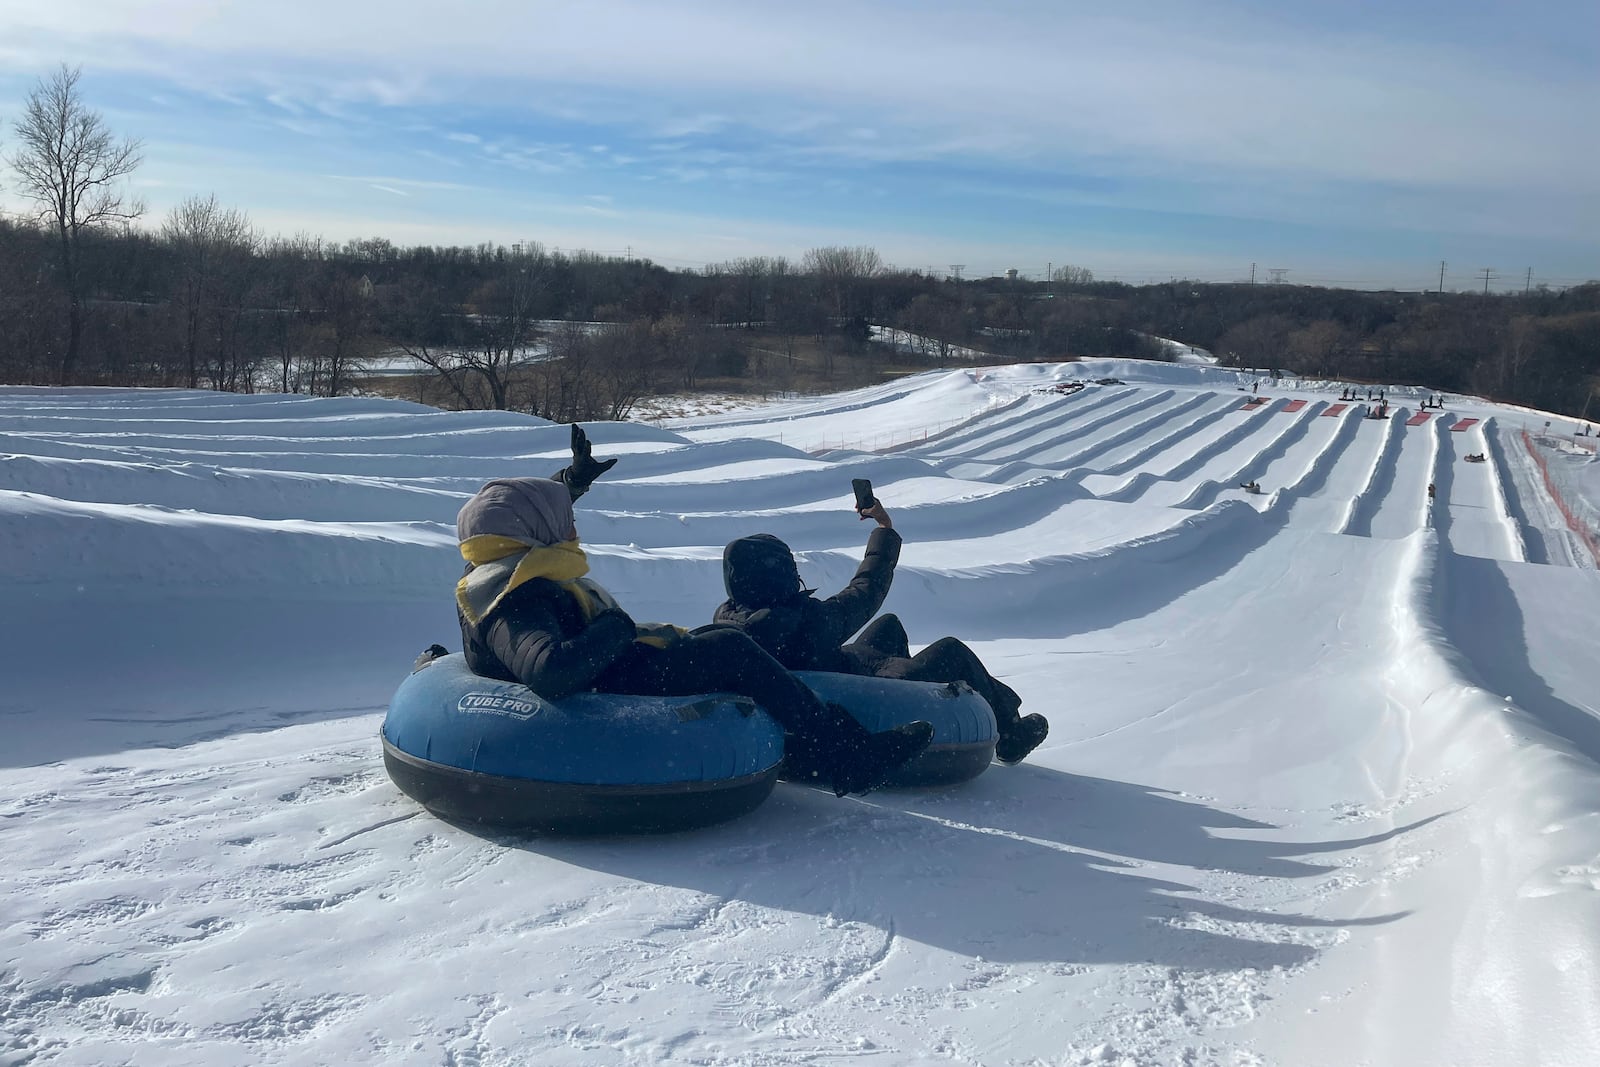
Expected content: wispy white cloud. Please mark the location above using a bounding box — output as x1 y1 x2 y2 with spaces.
411 148 464 169
264 91 304 115
3 0 1593 283
479 138 586 175
14 3 1595 196
327 174 482 193
654 113 729 138
272 117 341 138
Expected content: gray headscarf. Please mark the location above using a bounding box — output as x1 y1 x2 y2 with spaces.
457 477 578 548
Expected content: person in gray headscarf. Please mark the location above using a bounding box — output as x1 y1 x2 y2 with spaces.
452 425 932 798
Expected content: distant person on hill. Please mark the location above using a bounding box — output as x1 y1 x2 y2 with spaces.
1240 480 1262 494
713 495 1049 765
451 426 931 797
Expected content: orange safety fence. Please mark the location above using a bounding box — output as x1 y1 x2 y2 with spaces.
1522 429 1600 566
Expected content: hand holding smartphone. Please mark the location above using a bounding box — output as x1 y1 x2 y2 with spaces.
852 478 877 513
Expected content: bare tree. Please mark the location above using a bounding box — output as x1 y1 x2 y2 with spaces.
803 245 882 323
260 234 323 393
1051 264 1095 287
708 255 792 328
316 270 377 397
162 194 256 388
654 314 699 389
1470 315 1539 400
1215 314 1296 370
396 244 549 409
1286 319 1350 377
8 65 144 384
900 293 966 364
589 323 659 420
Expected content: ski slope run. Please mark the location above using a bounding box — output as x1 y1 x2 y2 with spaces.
3 360 1599 1067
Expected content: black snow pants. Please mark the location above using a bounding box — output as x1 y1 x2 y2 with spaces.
844 614 1023 729
594 626 859 743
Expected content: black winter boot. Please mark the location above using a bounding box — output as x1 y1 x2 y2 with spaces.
995 713 1049 765
829 719 934 797
779 703 867 785
781 705 934 797
412 643 451 673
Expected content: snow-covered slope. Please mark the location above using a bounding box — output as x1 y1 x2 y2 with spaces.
3 361 1598 1066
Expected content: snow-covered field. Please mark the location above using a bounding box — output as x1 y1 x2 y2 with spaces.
3 359 1599 1066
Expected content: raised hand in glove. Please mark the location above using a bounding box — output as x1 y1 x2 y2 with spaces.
555 424 618 501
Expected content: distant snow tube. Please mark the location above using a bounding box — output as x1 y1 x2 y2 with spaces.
795 671 997 787
381 653 784 834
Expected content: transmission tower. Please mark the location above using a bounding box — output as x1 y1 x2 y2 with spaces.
949 264 965 282
1268 268 1289 284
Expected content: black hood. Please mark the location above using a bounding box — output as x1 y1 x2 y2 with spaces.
722 533 806 608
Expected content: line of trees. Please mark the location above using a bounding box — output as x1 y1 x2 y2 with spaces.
2 65 1597 420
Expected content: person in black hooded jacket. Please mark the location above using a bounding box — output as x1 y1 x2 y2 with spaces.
713 499 1049 765
450 426 932 797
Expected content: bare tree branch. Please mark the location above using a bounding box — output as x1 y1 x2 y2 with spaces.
7 64 144 383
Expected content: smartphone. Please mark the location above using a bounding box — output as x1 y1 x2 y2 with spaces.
852 478 877 512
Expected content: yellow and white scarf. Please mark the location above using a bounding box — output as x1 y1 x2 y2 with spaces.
456 535 686 648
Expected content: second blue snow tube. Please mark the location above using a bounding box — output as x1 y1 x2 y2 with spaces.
794 671 998 787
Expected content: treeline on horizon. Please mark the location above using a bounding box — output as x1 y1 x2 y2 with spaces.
2 66 1597 422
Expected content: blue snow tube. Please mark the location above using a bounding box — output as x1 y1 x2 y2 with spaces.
794 671 997 787
381 653 784 834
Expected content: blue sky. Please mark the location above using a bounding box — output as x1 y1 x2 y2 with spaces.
0 0 1594 291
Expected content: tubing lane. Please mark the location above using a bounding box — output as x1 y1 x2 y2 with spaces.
1340 407 1406 537
1462 419 1528 564
1481 419 1537 564
1174 400 1327 510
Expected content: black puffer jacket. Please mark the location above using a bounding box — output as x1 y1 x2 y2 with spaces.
712 527 902 673
459 576 636 700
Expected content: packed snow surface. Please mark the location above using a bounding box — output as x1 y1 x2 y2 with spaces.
3 360 1599 1066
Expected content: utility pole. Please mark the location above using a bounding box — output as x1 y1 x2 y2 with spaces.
1438 260 1446 293
1525 267 1533 294
1480 267 1496 294
1250 262 1256 284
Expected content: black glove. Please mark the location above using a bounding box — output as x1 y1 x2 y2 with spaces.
556 424 618 501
